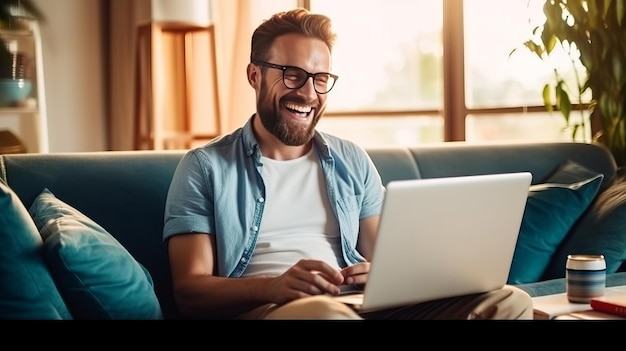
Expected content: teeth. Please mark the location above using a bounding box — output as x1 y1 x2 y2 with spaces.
286 103 311 113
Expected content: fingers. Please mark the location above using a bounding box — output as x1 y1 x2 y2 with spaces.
273 260 369 303
288 259 344 295
340 262 370 285
297 259 344 284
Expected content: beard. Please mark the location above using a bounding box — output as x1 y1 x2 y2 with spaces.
256 82 325 146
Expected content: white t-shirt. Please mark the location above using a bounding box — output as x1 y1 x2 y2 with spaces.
242 147 342 277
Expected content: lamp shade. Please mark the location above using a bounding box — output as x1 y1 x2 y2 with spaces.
151 0 211 26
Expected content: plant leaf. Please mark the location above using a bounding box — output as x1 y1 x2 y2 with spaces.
555 82 572 123
542 84 553 112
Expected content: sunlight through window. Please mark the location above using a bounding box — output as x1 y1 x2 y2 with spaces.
306 0 589 147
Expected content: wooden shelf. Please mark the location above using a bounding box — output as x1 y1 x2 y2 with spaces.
134 22 220 150
0 20 48 153
0 106 38 114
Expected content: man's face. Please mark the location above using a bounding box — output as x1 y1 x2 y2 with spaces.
255 34 332 146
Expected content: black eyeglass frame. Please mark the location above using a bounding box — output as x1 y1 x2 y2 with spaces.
253 61 339 94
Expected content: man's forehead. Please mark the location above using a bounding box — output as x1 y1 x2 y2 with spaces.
268 34 332 68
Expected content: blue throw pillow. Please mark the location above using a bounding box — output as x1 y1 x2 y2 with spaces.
542 175 626 279
542 159 603 185
29 188 163 320
0 180 71 319
507 170 603 285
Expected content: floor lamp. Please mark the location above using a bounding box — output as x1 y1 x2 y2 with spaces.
134 0 221 150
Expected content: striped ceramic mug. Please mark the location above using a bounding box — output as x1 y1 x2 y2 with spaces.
566 254 606 303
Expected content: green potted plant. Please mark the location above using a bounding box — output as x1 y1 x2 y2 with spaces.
520 0 626 167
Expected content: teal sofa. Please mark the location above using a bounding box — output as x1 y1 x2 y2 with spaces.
2 141 626 319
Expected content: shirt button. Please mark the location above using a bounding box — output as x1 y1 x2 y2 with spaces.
252 226 258 231
258 197 264 203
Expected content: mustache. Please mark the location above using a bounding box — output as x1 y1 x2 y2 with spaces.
281 96 319 109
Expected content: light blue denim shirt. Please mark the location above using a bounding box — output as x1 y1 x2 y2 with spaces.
163 116 385 278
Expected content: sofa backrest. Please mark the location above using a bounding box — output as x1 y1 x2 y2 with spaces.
0 142 618 319
368 141 617 188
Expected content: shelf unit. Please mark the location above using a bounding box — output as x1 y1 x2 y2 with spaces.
134 22 220 150
0 19 48 153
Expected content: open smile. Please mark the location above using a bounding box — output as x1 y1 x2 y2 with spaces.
285 102 314 120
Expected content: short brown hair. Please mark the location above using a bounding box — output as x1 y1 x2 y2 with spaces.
250 8 336 63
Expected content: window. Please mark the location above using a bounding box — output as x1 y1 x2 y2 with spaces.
305 0 591 147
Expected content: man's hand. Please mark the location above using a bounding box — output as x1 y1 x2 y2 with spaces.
340 261 370 286
265 259 345 304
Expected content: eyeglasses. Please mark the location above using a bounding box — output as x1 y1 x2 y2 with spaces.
253 61 338 94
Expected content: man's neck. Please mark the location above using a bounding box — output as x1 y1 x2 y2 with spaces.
252 114 313 160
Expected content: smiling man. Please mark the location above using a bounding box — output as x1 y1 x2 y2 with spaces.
162 8 533 320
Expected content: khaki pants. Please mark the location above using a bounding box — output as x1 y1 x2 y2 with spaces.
237 285 533 320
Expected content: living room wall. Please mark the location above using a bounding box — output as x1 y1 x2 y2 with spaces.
32 0 106 152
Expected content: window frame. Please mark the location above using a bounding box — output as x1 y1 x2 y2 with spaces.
302 0 587 142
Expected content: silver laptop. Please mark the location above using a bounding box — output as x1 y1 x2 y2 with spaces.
334 172 532 312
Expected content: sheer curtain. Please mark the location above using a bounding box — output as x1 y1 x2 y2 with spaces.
213 0 301 134
211 0 255 135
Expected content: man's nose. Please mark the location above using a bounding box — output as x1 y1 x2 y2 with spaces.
298 76 318 96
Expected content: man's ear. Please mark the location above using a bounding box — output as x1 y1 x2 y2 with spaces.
247 63 260 89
